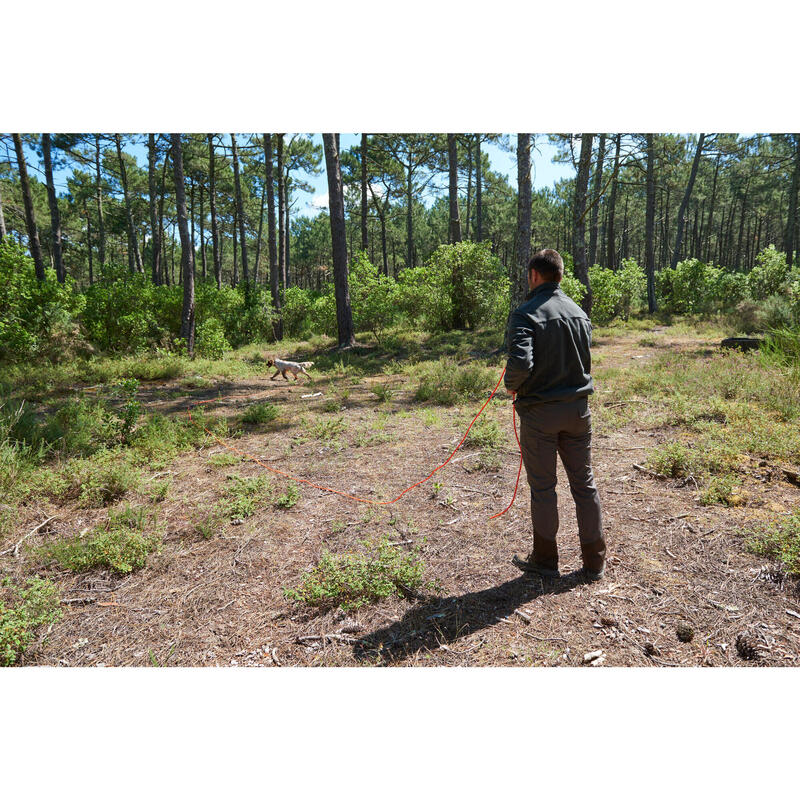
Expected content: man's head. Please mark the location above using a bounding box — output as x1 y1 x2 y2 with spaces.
528 249 564 290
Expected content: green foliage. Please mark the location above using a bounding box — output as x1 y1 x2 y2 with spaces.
748 245 790 301
195 318 231 359
413 359 496 405
241 402 279 425
0 241 86 363
309 416 347 440
348 251 400 344
283 536 426 611
219 474 272 519
0 577 62 667
74 451 142 507
746 510 800 575
646 441 697 477
274 481 300 509
465 417 503 451
38 506 160 574
282 286 316 338
656 258 721 314
588 259 646 324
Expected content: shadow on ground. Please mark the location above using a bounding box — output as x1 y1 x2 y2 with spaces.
353 571 586 664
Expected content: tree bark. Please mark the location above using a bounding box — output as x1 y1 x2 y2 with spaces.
447 133 462 244
705 153 720 262
360 133 369 252
784 134 800 269
254 172 266 285
406 168 414 268
158 150 169 286
322 134 356 348
199 183 206 280
476 137 483 242
277 134 286 290
264 134 282 338
171 134 195 355
645 134 657 311
588 133 606 268
670 133 706 270
606 135 621 269
465 136 473 240
573 133 594 315
207 134 221 289
148 134 162 284
115 134 143 273
512 134 532 311
94 134 106 269
230 133 249 286
12 134 45 280
0 183 6 241
42 134 65 282
84 196 93 285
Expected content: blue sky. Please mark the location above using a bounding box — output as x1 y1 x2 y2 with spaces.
25 134 574 214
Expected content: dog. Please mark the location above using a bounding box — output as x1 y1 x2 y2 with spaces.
266 357 314 382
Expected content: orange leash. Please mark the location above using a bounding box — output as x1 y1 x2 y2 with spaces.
187 368 523 519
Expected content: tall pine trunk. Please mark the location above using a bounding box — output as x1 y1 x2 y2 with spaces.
207 134 221 289
588 133 605 268
476 137 483 242
199 184 206 280
513 134 532 310
360 133 369 252
148 134 162 284
12 134 45 280
0 184 7 241
277 134 286 290
606 134 621 269
95 134 106 269
322 134 356 349
705 154 720 262
42 134 65 282
264 134 282 338
645 134 657 311
406 168 414 268
230 133 249 285
115 134 143 273
573 133 594 315
784 135 800 269
171 134 195 355
671 133 706 270
447 134 462 244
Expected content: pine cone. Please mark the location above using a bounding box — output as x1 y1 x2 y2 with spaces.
676 622 694 643
735 633 759 661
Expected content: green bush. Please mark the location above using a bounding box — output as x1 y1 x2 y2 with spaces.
746 510 800 575
656 258 721 314
748 245 790 301
0 240 86 363
348 251 400 343
413 359 496 405
241 402 279 425
282 286 316 338
195 318 231 359
38 506 159 574
0 577 62 666
283 536 426 611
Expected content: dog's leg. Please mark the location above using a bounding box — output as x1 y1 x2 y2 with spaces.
270 370 280 381
282 370 289 381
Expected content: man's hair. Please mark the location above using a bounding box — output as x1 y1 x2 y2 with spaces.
528 249 564 282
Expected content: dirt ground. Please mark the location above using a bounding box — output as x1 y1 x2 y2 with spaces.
7 326 800 667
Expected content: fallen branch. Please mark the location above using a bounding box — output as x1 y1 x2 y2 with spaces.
0 515 58 558
633 463 668 480
296 633 360 646
386 539 413 547
523 632 567 643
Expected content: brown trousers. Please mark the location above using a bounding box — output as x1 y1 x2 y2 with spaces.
517 396 606 572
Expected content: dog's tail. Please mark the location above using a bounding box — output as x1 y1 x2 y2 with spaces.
300 362 314 369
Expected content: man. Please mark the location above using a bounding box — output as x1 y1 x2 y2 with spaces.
504 249 606 581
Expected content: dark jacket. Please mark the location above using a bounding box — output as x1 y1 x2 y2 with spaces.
504 281 593 407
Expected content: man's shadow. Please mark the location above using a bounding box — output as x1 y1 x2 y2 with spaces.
353 571 583 664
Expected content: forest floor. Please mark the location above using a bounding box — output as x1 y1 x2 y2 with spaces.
3 319 800 667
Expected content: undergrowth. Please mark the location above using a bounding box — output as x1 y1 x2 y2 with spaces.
0 577 62 666
746 510 800 576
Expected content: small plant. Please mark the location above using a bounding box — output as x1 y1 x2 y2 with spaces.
283 536 427 611
208 452 242 467
76 451 142 507
646 442 696 478
371 383 394 403
38 506 160 574
431 481 443 497
219 473 272 520
465 418 503 451
1 577 62 666
147 477 171 503
241 402 279 425
321 399 341 413
330 520 346 534
745 510 800 576
699 473 743 506
194 511 224 540
414 359 496 406
111 378 142 445
310 417 347 441
274 481 300 509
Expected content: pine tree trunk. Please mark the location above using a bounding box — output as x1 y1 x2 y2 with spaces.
322 134 356 348
447 134 462 244
360 133 369 252
784 135 800 269
230 133 249 285
573 133 594 315
171 134 195 355
512 134 532 311
207 134 221 289
277 134 286 290
406 168 414 268
42 134 65 282
199 184 206 280
263 134 281 337
148 134 162 284
84 197 93 285
671 133 705 270
158 152 169 286
95 134 106 270
465 136 473 240
588 133 606 268
115 134 143 273
12 134 45 280
645 134 657 311
476 137 483 242
0 183 7 241
705 154 720 262
254 174 266 285
284 179 291 287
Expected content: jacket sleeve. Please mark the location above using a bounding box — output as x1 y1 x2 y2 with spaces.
504 310 534 393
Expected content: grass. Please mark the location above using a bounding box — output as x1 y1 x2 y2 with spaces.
241 402 279 425
746 510 800 576
283 535 428 611
0 577 62 666
274 481 300 509
412 359 499 406
38 506 160 574
208 452 242 467
308 417 347 441
219 474 273 520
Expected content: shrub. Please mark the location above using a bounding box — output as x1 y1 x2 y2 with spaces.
656 258 721 314
646 441 696 477
587 260 647 324
219 474 272 519
38 506 160 574
0 577 62 666
760 294 795 331
465 417 504 451
348 251 400 344
74 451 142 507
274 481 300 509
748 245 790 301
0 241 86 363
195 318 231 359
283 536 427 610
241 402 279 425
282 286 316 339
414 359 496 405
745 510 800 576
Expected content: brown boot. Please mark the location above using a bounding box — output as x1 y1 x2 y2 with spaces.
580 536 607 578
512 533 559 577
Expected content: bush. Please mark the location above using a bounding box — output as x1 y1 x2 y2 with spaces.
656 258 721 314
348 251 399 344
283 536 426 610
0 240 86 363
282 286 316 338
746 510 800 576
241 402 279 425
0 577 62 666
413 359 497 405
748 245 790 301
195 318 231 359
38 506 159 574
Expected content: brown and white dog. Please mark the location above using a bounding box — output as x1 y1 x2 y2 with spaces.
266 357 314 381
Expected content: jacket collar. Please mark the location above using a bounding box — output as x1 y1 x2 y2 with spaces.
526 281 561 300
